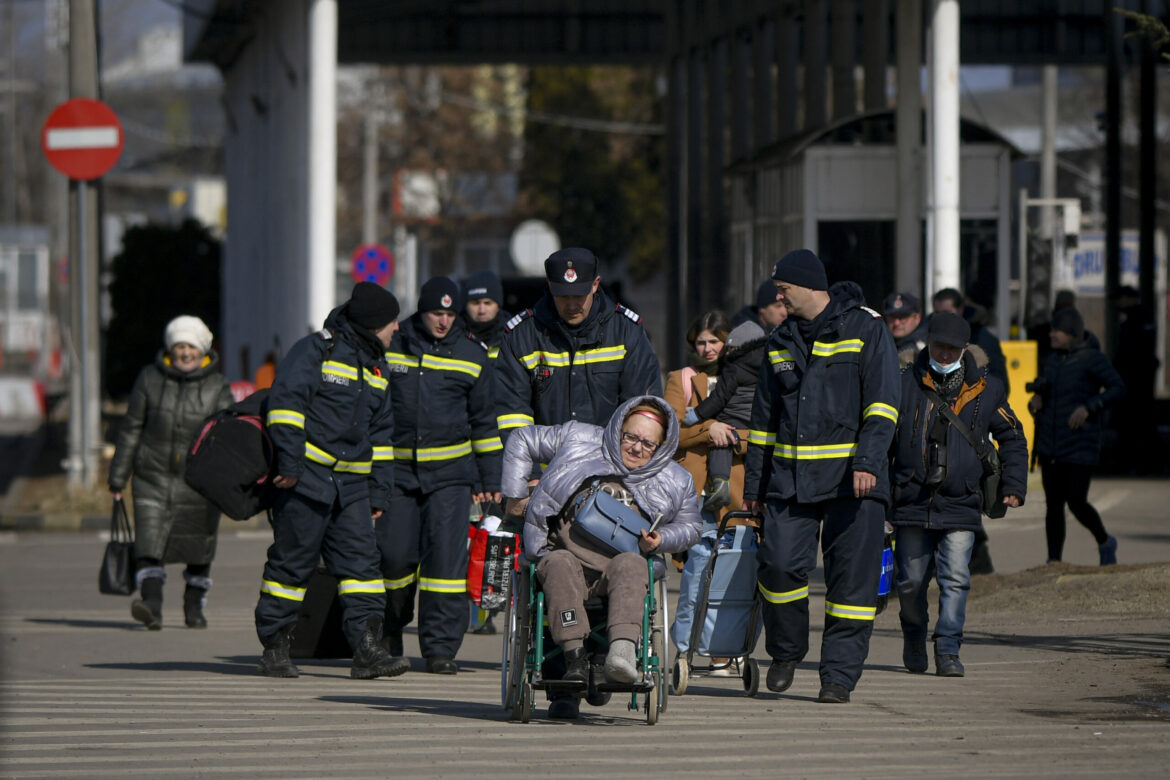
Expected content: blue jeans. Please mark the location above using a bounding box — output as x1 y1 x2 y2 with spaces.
894 527 974 657
671 511 718 653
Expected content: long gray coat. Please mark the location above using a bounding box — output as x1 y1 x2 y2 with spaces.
108 350 233 564
502 395 702 576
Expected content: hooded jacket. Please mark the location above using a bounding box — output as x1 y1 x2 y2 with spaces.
384 313 501 494
744 281 901 505
501 395 702 576
890 345 1029 530
495 287 662 440
109 349 233 563
265 305 396 511
1032 339 1126 465
692 320 767 428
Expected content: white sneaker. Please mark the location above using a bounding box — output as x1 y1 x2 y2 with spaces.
604 639 639 684
707 657 740 677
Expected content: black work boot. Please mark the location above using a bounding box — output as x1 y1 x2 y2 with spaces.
766 659 797 692
258 626 299 678
562 647 590 684
183 585 208 629
352 617 410 680
131 577 164 631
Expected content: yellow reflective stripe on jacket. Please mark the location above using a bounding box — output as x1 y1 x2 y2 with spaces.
304 442 372 474
418 576 467 594
748 429 777 446
384 572 417 591
773 442 859 460
520 350 571 370
363 368 388 391
825 601 877 621
758 583 809 604
811 339 864 357
421 353 482 379
393 441 474 462
321 360 359 381
384 351 420 370
337 579 384 596
573 345 627 365
487 346 500 359
864 402 899 424
266 409 305 428
372 445 395 461
471 436 504 454
498 413 534 430
260 580 307 602
768 349 794 366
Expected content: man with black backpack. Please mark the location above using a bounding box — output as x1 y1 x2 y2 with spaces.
888 312 1028 678
254 282 407 680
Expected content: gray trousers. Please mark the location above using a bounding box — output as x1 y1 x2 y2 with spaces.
536 550 647 650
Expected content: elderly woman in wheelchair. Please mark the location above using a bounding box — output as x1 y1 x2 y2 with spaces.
503 395 701 719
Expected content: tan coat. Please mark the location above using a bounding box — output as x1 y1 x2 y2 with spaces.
663 368 747 522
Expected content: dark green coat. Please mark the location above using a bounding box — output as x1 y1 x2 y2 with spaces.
108 350 233 564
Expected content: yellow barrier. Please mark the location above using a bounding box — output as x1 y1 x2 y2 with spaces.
1003 340 1038 452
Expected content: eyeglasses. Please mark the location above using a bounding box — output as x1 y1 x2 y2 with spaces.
621 431 661 453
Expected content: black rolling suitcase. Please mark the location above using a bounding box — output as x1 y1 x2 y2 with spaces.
290 567 352 659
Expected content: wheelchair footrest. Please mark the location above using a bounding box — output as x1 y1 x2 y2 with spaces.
594 681 654 693
534 679 588 692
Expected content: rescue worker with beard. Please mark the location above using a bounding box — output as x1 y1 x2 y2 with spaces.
743 249 900 704
377 276 502 674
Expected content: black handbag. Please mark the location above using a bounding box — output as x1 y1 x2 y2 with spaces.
98 498 138 595
922 388 1007 519
568 479 653 557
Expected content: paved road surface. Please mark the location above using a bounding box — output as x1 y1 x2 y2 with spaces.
1 476 1169 778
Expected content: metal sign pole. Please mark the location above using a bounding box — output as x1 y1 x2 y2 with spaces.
77 178 89 486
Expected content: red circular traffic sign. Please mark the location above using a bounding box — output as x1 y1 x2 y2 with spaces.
41 98 124 181
350 243 395 285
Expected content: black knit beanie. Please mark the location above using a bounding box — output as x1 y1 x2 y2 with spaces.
771 248 828 291
348 282 400 330
418 276 461 314
1052 307 1085 340
463 269 503 305
755 279 779 310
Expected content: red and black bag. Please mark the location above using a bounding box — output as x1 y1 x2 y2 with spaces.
467 521 520 611
184 389 277 520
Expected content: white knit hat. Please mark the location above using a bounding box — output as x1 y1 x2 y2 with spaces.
164 315 213 354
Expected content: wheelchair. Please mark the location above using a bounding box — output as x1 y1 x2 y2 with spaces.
501 557 670 725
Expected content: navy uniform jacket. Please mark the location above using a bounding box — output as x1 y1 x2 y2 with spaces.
744 283 901 506
890 346 1029 530
265 308 395 511
495 287 662 437
384 314 502 494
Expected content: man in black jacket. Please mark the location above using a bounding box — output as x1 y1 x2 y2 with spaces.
378 276 502 675
256 282 408 680
890 313 1028 678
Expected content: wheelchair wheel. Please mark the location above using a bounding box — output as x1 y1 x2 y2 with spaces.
519 681 533 724
500 577 518 709
507 571 532 721
671 656 689 696
645 588 666 725
743 657 760 697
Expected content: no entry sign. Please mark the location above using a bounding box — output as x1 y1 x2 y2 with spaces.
351 243 395 285
41 98 124 181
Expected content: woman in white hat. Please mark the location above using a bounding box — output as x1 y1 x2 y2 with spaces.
108 315 233 630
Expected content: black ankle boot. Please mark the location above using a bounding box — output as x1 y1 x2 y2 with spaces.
563 647 589 684
183 586 208 629
131 577 164 630
259 625 299 678
352 617 410 680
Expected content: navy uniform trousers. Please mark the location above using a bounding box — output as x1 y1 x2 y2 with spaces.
758 496 884 691
376 484 471 660
254 490 386 650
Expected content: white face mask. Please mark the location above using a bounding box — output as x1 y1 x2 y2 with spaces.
929 356 963 375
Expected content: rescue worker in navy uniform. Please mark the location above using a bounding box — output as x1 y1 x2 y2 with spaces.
460 269 512 361
495 247 662 719
377 276 502 674
743 249 900 704
255 282 407 680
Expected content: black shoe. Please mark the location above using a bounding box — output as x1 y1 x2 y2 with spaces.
351 618 411 679
935 654 965 677
182 585 208 629
258 627 299 678
425 656 458 675
563 647 589 684
547 698 580 719
380 631 403 658
701 478 732 512
131 577 164 630
903 639 928 674
472 617 498 635
817 682 851 703
766 659 797 693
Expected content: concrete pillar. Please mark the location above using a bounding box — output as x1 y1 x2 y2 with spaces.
831 0 856 120
863 0 890 111
895 0 922 294
804 0 828 129
1040 65 1057 239
308 0 338 328
929 0 960 295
